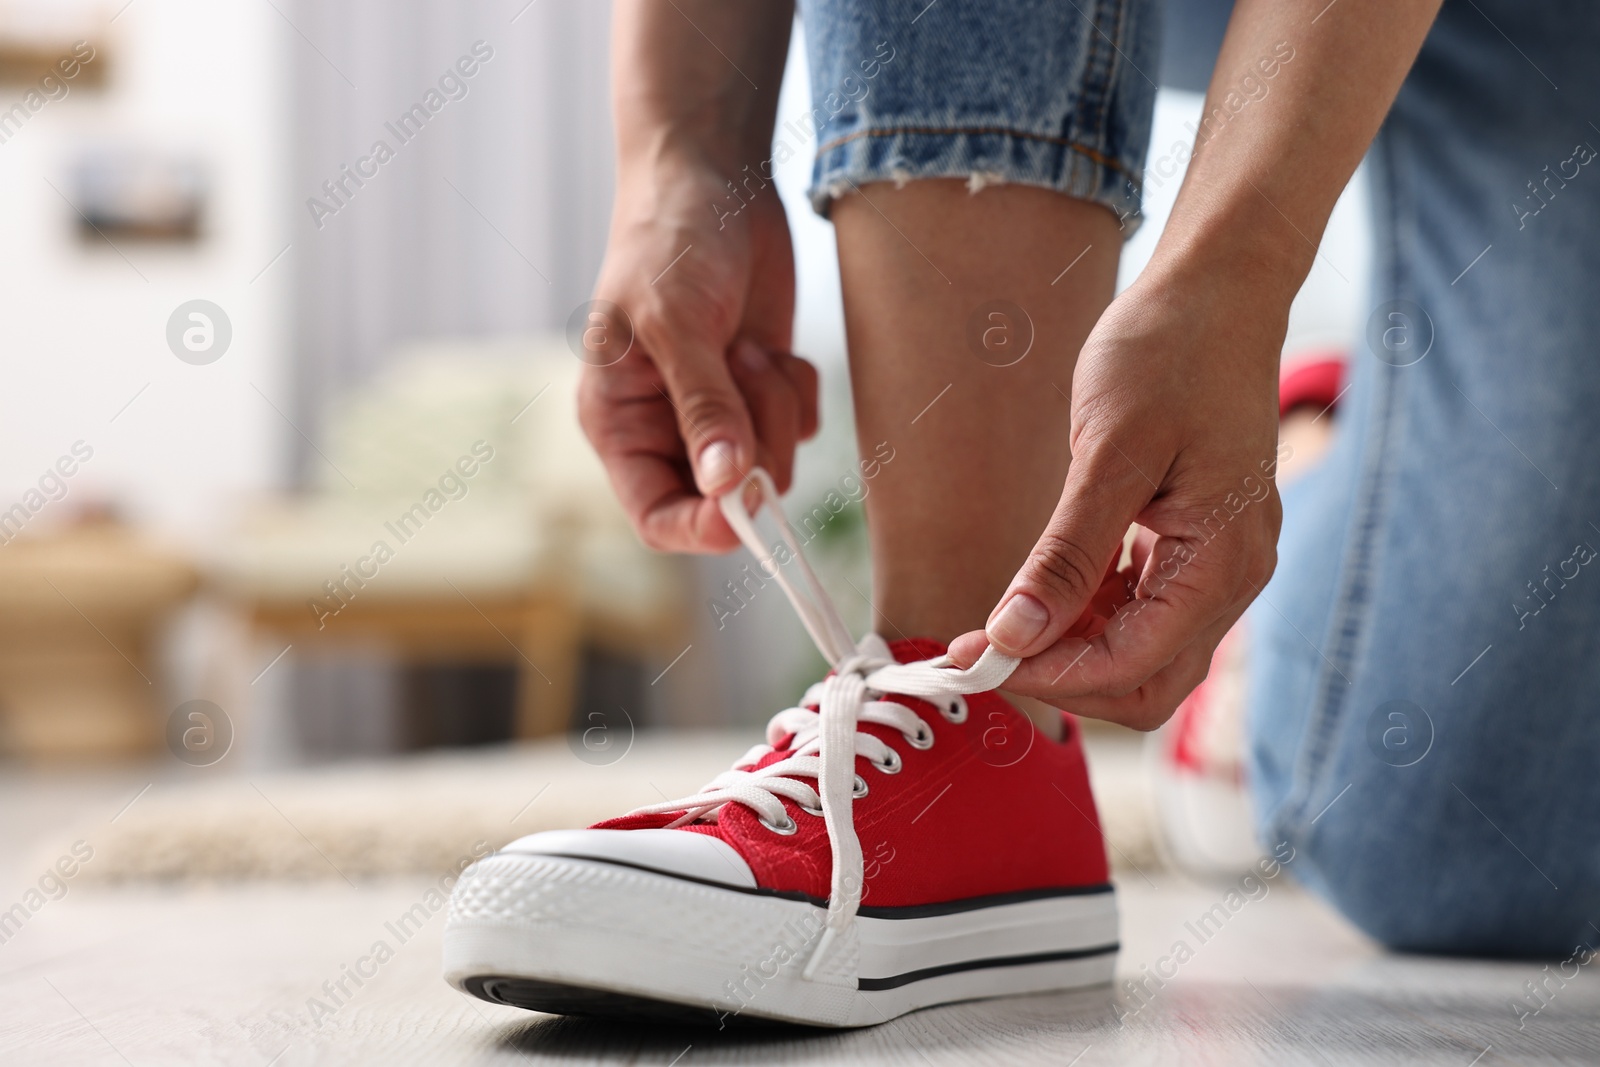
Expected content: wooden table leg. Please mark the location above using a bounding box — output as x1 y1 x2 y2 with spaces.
514 596 580 739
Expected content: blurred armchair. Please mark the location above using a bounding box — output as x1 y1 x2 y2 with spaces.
212 336 687 743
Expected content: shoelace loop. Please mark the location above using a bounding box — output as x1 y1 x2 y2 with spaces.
624 468 1019 983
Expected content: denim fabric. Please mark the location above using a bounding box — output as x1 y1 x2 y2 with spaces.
805 0 1600 956
800 0 1159 233
1238 0 1600 955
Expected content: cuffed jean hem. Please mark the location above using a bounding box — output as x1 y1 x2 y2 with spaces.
799 0 1158 237
809 125 1145 237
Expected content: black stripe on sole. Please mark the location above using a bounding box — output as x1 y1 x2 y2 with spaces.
465 975 758 1027
531 850 1114 918
463 944 1118 1028
857 942 1120 991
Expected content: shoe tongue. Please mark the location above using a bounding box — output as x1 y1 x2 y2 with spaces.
854 632 949 665
885 636 951 664
855 632 894 662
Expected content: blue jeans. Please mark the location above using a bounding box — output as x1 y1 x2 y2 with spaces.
801 0 1158 231
1237 0 1600 956
805 0 1600 955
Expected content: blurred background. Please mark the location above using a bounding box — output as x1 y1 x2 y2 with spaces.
0 0 1367 775
26 10 1589 1064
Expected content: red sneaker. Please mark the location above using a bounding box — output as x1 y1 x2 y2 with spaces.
444 472 1118 1027
1150 624 1263 875
1150 350 1347 877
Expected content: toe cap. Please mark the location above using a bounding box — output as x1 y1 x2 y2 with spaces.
498 828 756 889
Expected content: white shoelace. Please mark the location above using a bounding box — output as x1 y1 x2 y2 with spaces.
623 468 1019 982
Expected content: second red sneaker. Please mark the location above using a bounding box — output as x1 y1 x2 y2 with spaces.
444 471 1118 1027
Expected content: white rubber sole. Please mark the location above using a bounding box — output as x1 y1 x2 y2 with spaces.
443 852 1118 1028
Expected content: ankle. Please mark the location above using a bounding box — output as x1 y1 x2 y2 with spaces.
872 593 998 649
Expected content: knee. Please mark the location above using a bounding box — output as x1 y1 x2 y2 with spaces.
1287 805 1586 957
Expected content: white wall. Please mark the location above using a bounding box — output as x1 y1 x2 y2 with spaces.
0 0 291 546
283 0 615 477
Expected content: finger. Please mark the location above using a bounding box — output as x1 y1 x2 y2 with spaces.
1066 552 1138 638
578 362 740 554
600 438 741 554
647 324 759 498
999 521 1270 703
728 339 803 492
636 484 743 553
1050 599 1248 731
985 439 1156 657
772 351 820 441
949 552 1135 667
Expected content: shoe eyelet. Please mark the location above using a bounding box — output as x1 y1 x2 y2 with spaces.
905 723 935 750
760 812 798 835
942 696 969 724
853 774 869 798
798 801 824 818
873 749 903 775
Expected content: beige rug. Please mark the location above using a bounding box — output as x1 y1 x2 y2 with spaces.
68 731 1161 883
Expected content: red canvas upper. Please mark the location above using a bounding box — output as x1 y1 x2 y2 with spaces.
594 638 1110 907
1279 352 1346 418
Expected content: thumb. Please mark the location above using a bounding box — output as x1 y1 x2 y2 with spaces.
655 337 760 498
986 445 1149 657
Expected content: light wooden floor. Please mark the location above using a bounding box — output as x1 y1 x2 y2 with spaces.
2 773 1595 1064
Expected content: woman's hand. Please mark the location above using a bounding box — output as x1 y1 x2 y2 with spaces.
580 0 806 553
951 260 1285 729
579 159 816 553
950 0 1442 729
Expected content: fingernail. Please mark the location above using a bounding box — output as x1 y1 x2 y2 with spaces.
697 440 738 493
736 339 768 374
988 593 1049 653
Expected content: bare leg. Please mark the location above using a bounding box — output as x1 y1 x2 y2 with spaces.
833 180 1122 645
